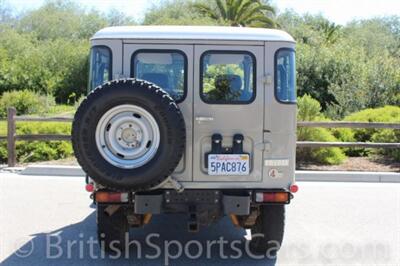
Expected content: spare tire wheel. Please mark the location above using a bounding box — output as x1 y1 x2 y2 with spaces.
72 79 186 191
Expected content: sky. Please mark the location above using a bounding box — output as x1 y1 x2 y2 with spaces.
5 0 400 25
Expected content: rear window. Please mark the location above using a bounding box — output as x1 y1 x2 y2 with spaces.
275 49 296 103
200 51 256 104
88 46 112 91
132 50 187 102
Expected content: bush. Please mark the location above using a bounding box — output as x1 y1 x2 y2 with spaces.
279 13 400 118
0 142 6 162
0 19 90 103
0 90 55 117
297 95 346 165
335 105 400 160
0 121 73 163
297 93 325 121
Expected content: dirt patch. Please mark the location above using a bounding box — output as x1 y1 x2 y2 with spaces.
297 156 400 172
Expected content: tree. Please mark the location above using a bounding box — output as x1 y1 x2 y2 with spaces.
106 8 136 26
143 0 220 26
193 0 276 27
315 21 341 44
17 0 107 40
345 17 400 57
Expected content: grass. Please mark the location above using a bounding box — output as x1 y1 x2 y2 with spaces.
0 104 75 137
0 121 6 136
40 104 75 117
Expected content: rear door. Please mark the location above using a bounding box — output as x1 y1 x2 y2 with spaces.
193 45 264 182
123 44 193 182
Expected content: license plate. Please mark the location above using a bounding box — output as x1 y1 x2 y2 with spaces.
208 154 250 176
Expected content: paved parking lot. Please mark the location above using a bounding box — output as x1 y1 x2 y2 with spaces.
0 172 399 265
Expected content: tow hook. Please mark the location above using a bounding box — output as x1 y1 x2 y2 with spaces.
149 176 184 193
104 205 120 216
168 176 184 193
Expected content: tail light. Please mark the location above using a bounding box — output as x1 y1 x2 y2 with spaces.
255 192 290 203
85 183 94 192
95 191 129 203
290 184 299 193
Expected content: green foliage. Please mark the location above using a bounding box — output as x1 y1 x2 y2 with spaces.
143 0 220 26
106 8 137 26
344 105 400 137
297 95 346 165
203 63 243 93
0 0 398 164
17 0 107 40
0 0 135 103
0 26 90 102
344 18 400 57
193 0 276 27
278 12 400 118
0 121 73 163
297 93 324 121
0 90 55 117
0 121 5 136
335 106 400 160
1 1 398 114
45 104 75 116
0 142 6 161
298 127 347 165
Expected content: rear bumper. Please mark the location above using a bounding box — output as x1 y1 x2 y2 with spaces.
95 189 293 216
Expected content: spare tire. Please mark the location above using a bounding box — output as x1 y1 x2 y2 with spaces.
72 79 186 191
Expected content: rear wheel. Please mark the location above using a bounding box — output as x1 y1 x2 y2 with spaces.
249 205 285 257
97 205 129 252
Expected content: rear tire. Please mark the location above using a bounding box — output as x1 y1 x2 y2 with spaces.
249 205 285 257
72 79 186 191
97 205 129 252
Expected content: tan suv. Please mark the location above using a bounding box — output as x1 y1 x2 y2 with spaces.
72 25 297 256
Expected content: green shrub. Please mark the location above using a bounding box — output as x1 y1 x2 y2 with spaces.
0 121 73 163
0 142 6 162
297 93 325 121
331 127 364 156
298 127 347 165
297 94 346 165
0 90 55 117
335 105 400 160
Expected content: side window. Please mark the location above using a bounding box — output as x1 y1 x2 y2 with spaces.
275 49 296 103
132 50 187 102
200 51 256 104
89 46 112 91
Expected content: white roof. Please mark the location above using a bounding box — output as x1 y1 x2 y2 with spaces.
92 26 295 42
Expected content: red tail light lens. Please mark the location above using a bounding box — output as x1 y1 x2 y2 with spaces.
255 192 290 203
85 184 94 192
95 192 129 203
290 184 299 193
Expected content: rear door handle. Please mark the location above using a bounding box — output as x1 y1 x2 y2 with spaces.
195 116 214 123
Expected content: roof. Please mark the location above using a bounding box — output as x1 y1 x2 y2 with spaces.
92 26 295 42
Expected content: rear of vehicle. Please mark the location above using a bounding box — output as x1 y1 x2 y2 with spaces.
73 26 297 255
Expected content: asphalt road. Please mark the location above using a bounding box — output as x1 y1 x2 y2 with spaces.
0 172 399 265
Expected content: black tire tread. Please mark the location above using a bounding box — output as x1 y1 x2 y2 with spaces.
72 78 186 191
97 205 129 252
250 205 285 256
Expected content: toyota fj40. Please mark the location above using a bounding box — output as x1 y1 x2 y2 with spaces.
72 26 297 256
